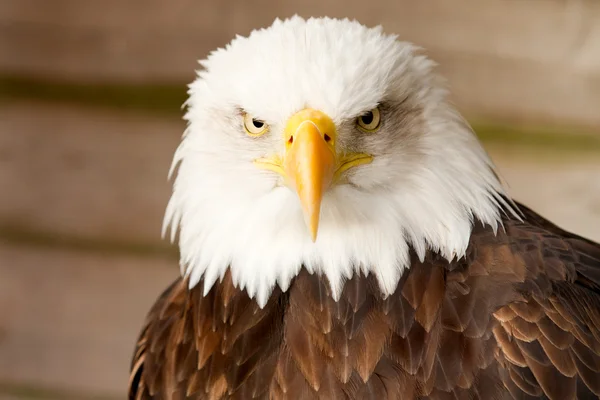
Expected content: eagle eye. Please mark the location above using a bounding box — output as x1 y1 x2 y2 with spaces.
356 107 381 132
243 113 269 136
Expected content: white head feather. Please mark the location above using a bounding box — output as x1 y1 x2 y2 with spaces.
163 16 513 307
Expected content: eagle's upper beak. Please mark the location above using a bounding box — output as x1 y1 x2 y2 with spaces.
255 109 372 242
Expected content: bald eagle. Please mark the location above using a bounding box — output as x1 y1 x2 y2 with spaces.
128 17 600 399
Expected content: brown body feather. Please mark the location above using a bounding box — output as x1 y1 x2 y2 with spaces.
129 202 600 399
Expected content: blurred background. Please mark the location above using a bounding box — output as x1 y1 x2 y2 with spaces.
1 0 600 399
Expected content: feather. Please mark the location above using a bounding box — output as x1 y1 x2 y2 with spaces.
508 364 543 397
355 312 389 382
537 335 576 377
493 324 527 367
388 323 426 375
572 351 600 395
414 266 445 332
433 330 464 391
526 354 577 400
537 315 574 349
284 316 324 391
571 338 600 372
509 301 544 323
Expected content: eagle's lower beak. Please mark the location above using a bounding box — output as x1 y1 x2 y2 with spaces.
283 109 336 242
254 108 372 242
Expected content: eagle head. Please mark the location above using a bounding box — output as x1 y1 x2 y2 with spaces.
163 16 511 306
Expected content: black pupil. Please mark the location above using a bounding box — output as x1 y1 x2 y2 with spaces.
253 119 264 128
361 112 374 125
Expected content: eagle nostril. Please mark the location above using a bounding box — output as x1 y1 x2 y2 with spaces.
323 133 331 143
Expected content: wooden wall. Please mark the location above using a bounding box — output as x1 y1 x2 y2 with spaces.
2 0 600 127
1 1 600 399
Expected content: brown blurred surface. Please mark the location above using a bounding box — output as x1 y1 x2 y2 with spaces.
0 244 177 399
1 1 600 399
0 101 180 248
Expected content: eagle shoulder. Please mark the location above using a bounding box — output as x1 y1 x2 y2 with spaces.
485 202 600 399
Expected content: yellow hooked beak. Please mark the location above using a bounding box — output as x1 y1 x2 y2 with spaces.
254 109 372 242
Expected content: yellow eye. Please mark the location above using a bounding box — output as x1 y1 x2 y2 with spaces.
356 107 381 132
243 113 269 136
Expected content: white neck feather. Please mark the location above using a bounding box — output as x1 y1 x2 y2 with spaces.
163 106 514 307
